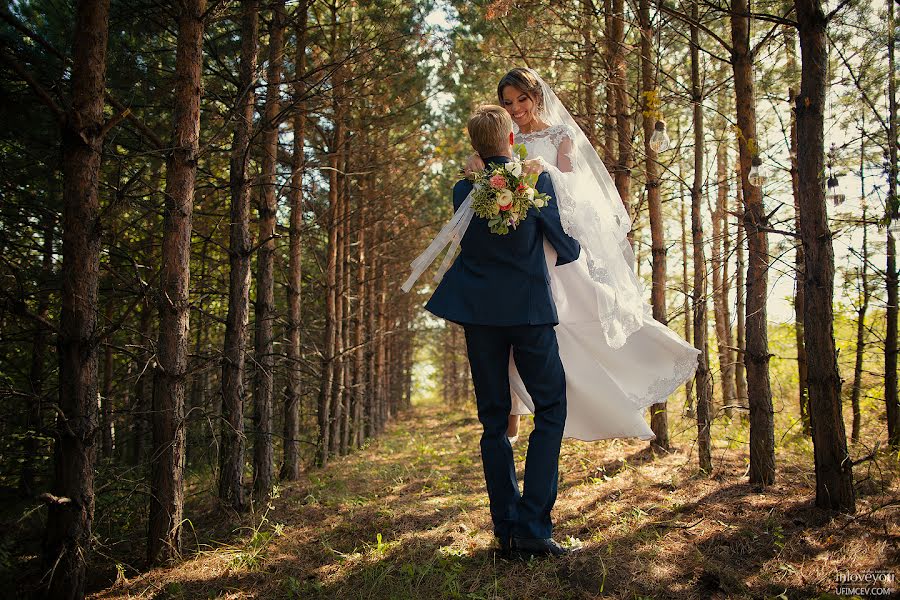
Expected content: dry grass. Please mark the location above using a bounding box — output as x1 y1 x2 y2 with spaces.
86 394 899 600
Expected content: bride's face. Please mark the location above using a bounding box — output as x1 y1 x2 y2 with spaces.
501 86 536 129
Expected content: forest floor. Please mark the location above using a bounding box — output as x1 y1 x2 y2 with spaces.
85 395 899 600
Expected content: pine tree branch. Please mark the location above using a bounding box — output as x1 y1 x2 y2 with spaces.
0 47 65 123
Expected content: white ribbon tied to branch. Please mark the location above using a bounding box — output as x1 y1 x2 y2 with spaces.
400 191 475 293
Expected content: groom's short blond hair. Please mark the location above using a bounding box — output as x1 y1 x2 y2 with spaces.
467 105 513 158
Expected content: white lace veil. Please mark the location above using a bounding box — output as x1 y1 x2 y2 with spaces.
524 68 647 348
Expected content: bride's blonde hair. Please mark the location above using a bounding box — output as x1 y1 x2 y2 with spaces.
497 68 544 113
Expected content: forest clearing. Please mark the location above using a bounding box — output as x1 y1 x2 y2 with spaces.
1 0 898 598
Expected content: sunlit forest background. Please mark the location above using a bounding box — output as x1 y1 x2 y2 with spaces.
0 0 897 598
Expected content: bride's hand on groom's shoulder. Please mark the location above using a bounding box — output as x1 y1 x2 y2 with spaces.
464 153 484 176
524 158 547 175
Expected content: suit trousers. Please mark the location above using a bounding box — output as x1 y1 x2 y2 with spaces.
462 323 567 540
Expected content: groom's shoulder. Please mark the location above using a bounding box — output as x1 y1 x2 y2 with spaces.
453 178 473 195
452 178 473 209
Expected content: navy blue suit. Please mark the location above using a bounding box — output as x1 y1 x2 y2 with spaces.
426 155 580 541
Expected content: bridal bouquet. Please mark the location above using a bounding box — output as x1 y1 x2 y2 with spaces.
468 144 550 235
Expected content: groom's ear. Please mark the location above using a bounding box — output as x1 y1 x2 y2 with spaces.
509 131 514 146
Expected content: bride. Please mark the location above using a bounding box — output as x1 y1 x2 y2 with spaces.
466 68 699 443
403 67 700 443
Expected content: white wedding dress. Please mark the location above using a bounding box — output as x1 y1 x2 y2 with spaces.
508 124 701 441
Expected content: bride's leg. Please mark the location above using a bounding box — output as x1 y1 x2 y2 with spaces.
506 414 520 438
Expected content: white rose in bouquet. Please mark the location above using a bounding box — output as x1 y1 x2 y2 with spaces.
504 161 523 177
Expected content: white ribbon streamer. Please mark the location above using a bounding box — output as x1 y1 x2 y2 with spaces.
400 191 475 293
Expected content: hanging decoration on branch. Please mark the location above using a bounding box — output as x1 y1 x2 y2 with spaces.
642 89 671 153
748 155 766 188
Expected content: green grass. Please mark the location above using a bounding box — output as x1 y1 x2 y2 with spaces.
83 386 899 600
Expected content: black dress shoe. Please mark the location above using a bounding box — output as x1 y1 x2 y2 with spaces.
510 536 572 558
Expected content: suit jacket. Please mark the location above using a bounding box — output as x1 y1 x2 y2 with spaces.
425 155 581 327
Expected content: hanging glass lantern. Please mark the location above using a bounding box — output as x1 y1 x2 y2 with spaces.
649 120 671 153
748 155 766 187
826 175 845 206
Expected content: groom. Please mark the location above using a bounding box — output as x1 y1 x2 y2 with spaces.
426 105 581 558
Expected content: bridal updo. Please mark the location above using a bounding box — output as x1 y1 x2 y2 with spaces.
497 68 544 114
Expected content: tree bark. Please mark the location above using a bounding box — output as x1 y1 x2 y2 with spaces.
734 179 749 409
282 1 308 481
219 0 258 511
731 0 775 486
690 0 713 474
316 114 342 467
602 0 616 166
148 0 205 565
42 0 110 596
850 191 868 444
680 176 695 416
580 0 597 146
253 0 284 498
713 141 737 416
784 23 811 434
610 0 633 234
795 0 855 512
886 0 900 449
639 0 669 450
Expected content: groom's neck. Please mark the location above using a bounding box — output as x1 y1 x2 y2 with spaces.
482 149 512 161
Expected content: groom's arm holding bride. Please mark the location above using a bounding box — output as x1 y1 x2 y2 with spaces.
532 171 580 267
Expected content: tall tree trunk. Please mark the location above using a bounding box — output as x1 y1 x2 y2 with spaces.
148 0 205 564
713 142 737 416
316 118 342 467
795 0 855 512
731 0 775 486
282 1 308 481
734 180 749 409
610 0 633 234
784 23 811 434
690 0 713 474
639 0 669 450
365 212 378 438
886 0 900 449
680 176 695 416
220 0 258 510
581 0 597 146
328 128 345 457
253 0 284 498
353 181 367 449
338 146 351 456
603 0 616 166
850 192 868 444
43 0 110 596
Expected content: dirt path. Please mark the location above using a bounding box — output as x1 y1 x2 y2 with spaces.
90 397 899 599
